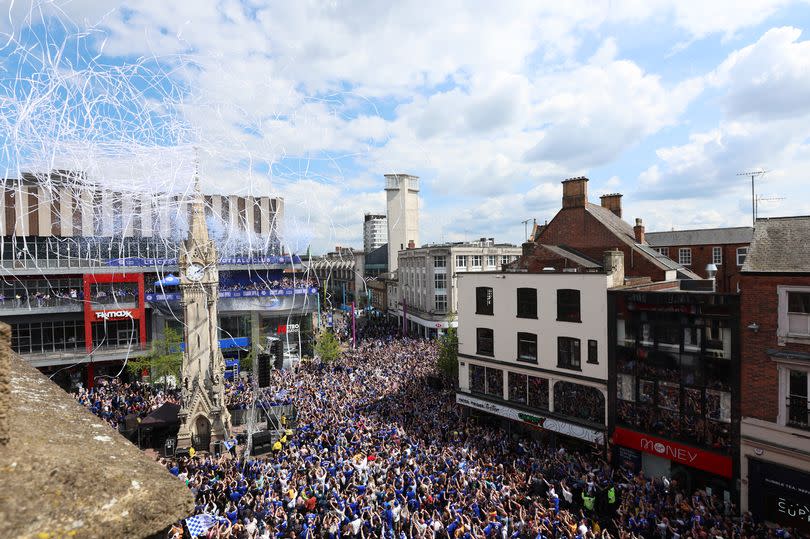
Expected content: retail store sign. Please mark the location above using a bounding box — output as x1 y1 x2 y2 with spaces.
456 393 603 444
94 310 135 321
613 427 732 478
277 324 300 334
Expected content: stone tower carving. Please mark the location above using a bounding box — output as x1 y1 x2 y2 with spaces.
176 172 230 452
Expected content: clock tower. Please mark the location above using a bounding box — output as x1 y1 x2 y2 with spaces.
176 172 230 452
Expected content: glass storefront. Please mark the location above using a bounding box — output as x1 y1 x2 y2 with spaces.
613 292 739 457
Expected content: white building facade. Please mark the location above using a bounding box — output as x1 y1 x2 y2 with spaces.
363 213 387 253
456 270 613 445
385 174 419 274
393 239 521 338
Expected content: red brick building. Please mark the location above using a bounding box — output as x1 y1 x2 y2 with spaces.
645 227 753 294
529 177 700 283
739 216 810 534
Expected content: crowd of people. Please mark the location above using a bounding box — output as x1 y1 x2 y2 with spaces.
0 283 139 308
153 335 789 539
73 377 180 430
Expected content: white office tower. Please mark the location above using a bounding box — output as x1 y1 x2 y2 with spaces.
363 213 387 253
385 174 419 273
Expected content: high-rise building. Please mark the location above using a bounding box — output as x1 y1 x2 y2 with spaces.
363 213 387 253
385 173 419 274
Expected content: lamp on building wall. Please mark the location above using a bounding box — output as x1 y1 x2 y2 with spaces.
747 322 760 333
706 263 718 279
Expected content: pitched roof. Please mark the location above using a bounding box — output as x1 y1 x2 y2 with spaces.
585 203 636 242
646 226 753 247
539 244 602 269
742 216 810 273
365 243 388 265
0 353 194 538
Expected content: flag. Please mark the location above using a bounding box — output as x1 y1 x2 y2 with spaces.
186 514 217 537
223 438 235 451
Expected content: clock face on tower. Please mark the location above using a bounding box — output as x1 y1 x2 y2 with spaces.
185 263 205 282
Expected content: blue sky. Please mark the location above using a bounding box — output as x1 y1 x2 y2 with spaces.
2 1 810 253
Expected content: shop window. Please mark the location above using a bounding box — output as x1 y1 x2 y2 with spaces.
516 287 537 319
508 372 527 404
485 367 503 398
556 289 581 322
528 376 549 410
469 364 485 394
553 381 604 424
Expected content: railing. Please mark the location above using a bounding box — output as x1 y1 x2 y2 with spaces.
787 396 809 430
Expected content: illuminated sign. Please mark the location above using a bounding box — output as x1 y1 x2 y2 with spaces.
94 310 135 321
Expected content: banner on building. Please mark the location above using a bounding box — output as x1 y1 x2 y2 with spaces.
456 393 604 444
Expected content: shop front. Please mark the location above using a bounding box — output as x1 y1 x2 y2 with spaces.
746 459 810 534
456 392 604 445
612 426 734 499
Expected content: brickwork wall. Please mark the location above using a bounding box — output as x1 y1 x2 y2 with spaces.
740 273 810 421
536 208 668 281
657 243 749 293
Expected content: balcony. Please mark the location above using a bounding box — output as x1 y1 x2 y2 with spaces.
787 396 809 430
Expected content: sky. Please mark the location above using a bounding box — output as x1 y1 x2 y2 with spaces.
1 1 810 254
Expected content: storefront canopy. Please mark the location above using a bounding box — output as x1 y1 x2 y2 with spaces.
139 403 181 428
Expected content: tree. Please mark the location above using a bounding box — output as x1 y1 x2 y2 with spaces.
127 326 184 386
437 327 459 381
314 330 342 363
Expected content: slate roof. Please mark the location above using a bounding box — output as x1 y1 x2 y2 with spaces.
646 226 753 247
539 244 603 269
0 352 194 538
365 243 388 266
742 216 810 273
585 203 636 242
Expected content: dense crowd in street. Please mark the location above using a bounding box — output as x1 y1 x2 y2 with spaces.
154 335 791 539
73 378 180 430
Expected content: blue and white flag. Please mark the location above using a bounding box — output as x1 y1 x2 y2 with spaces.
223 438 235 451
186 514 217 537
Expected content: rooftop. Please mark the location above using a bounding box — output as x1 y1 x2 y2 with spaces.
742 215 810 273
0 341 194 538
646 226 753 247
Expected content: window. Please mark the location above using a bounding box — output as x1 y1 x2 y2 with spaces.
470 364 485 393
556 289 581 322
487 255 497 268
737 247 748 266
456 255 467 268
788 291 810 336
678 248 692 266
471 255 482 268
433 256 446 268
712 246 722 265
587 339 598 364
476 286 494 315
516 288 537 319
557 337 581 370
517 332 538 363
787 370 809 430
500 255 509 266
528 376 549 410
508 372 528 404
654 247 669 257
476 328 494 356
434 273 447 290
553 381 604 424
779 287 810 339
485 368 503 398
434 294 447 312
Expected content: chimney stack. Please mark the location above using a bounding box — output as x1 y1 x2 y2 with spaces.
633 218 645 244
603 249 625 288
599 193 623 218
561 177 589 209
